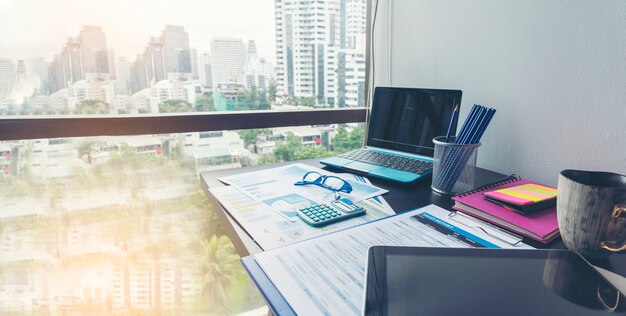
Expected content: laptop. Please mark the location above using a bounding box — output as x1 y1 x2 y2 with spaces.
320 87 462 183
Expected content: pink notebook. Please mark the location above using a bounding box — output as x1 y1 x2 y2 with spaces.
452 175 560 244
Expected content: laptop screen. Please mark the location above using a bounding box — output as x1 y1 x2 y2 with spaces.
367 87 462 157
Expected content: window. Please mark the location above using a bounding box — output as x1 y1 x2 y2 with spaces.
0 0 369 314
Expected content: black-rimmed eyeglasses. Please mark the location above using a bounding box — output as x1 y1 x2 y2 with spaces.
294 171 353 199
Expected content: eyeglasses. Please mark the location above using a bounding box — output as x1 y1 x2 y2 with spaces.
294 171 353 199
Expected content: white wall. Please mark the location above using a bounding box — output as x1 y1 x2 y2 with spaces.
375 0 626 186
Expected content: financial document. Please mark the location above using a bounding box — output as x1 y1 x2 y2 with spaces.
210 175 394 250
219 163 388 221
253 204 532 316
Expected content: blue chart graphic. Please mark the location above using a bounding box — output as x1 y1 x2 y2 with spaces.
263 193 315 218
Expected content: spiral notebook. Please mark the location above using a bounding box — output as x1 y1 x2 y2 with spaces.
451 175 560 244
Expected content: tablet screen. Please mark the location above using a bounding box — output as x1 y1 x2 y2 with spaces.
363 247 625 315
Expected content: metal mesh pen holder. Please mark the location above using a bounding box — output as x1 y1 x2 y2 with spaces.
431 136 481 195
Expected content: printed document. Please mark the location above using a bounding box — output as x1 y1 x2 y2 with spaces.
253 204 532 316
210 173 394 250
219 163 388 221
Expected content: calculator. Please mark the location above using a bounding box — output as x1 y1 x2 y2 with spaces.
297 198 366 227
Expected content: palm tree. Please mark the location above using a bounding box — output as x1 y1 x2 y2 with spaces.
199 235 241 313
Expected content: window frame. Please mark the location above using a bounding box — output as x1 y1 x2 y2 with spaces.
0 108 367 141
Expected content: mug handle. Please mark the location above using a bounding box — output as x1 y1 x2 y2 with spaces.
599 205 626 253
597 287 620 312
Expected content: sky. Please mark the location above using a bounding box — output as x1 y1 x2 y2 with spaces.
0 0 276 63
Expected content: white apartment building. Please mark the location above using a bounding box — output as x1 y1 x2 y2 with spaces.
131 88 153 114
342 49 366 107
210 38 247 90
151 79 200 109
67 79 116 110
242 41 274 91
344 0 367 49
28 138 82 179
0 59 16 107
46 89 69 112
275 0 367 107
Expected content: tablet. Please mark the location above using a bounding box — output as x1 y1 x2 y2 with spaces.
363 247 625 315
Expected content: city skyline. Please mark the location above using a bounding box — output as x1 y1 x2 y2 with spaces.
0 0 276 63
0 0 367 112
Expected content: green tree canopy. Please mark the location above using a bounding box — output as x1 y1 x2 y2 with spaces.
237 129 270 147
200 235 241 313
74 99 110 115
195 92 215 112
236 87 270 110
268 83 277 103
159 99 194 113
294 145 332 160
272 132 303 162
333 126 364 153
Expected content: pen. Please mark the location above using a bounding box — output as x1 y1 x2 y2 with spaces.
445 104 459 143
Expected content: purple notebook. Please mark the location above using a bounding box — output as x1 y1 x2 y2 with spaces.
451 175 560 244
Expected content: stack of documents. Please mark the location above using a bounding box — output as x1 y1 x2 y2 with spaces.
243 204 531 315
212 163 394 250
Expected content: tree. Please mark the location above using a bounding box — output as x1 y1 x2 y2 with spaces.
268 83 277 103
272 132 303 162
348 127 365 148
199 235 241 313
195 93 215 112
75 99 110 114
159 99 194 113
76 141 103 163
236 87 270 111
295 145 332 160
299 97 315 107
333 126 364 153
257 154 278 165
237 129 270 148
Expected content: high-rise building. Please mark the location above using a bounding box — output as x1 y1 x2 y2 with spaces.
340 49 366 107
160 25 192 78
78 25 110 79
47 26 112 93
343 0 367 49
131 37 167 92
15 60 26 84
48 39 83 92
274 0 342 106
130 26 195 92
0 59 16 102
190 48 199 80
210 38 247 90
115 57 132 95
26 58 50 95
274 0 367 107
198 53 212 88
242 40 273 91
247 40 258 59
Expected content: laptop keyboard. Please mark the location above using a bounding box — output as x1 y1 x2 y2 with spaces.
338 149 433 174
